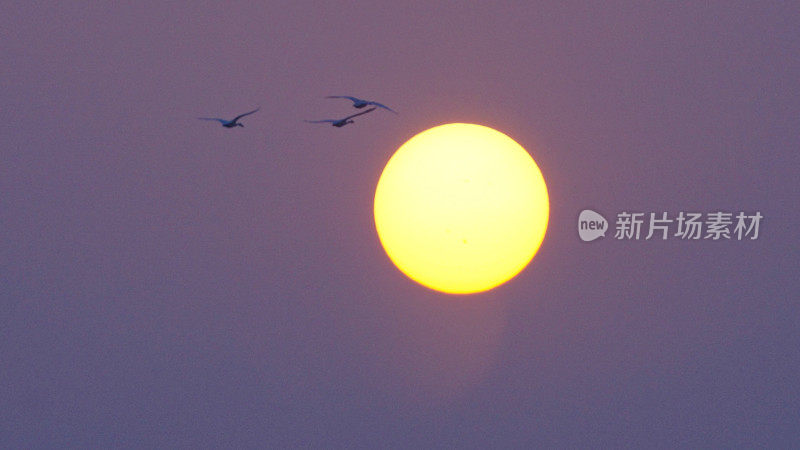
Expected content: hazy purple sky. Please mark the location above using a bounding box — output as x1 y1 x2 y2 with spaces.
2 1 799 447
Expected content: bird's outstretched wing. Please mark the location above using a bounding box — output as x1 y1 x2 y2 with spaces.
304 119 336 123
367 101 397 114
233 107 260 122
344 107 377 120
326 95 361 103
198 118 226 123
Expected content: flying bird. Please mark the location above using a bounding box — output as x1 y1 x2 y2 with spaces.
198 107 260 128
305 107 377 128
326 96 397 114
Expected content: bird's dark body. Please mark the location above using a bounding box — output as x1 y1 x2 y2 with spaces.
198 107 258 128
305 107 376 128
325 96 397 114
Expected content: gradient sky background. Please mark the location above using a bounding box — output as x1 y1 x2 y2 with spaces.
2 1 799 447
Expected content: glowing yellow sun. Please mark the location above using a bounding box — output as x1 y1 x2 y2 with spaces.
374 123 549 294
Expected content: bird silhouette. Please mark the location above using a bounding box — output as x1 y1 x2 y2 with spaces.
198 107 260 128
305 107 377 128
326 96 397 114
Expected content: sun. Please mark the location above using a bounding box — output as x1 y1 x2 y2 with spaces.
374 123 549 294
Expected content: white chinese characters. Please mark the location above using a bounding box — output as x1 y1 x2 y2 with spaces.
612 211 762 240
